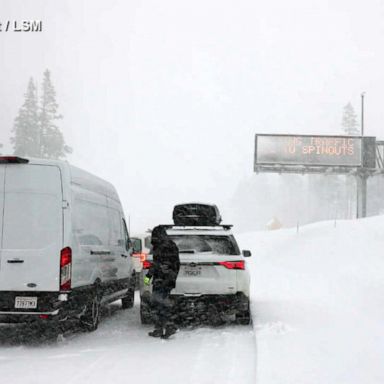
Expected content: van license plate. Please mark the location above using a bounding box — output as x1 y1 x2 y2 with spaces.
15 297 37 309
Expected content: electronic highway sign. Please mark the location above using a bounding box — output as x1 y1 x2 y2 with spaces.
254 134 376 168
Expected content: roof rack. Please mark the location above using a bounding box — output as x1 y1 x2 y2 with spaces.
159 224 233 231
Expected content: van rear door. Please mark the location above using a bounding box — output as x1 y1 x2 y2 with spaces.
0 164 63 292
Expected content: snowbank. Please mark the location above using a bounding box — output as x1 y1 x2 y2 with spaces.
237 216 384 384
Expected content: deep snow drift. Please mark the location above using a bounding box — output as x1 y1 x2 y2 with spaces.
238 215 384 384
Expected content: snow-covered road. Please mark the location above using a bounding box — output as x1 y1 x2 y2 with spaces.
5 216 384 384
0 294 257 384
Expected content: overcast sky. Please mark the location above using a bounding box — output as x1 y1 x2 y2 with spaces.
1 0 383 230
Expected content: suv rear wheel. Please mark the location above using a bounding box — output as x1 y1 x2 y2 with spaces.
235 301 251 325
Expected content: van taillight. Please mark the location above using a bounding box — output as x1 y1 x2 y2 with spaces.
143 260 152 269
133 252 148 263
219 261 245 270
60 247 72 291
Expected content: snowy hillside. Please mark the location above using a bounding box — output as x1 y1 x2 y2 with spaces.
238 216 384 384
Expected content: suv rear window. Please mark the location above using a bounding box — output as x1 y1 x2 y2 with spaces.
169 235 240 255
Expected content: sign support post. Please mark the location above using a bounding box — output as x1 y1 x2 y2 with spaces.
356 173 368 218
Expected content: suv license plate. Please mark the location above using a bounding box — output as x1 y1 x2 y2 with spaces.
15 297 37 309
184 267 201 277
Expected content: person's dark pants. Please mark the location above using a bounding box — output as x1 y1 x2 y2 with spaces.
151 287 175 330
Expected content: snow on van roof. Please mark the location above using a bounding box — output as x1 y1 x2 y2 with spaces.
69 164 120 202
20 157 120 202
13 156 64 167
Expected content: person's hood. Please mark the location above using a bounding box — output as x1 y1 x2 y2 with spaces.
151 225 168 246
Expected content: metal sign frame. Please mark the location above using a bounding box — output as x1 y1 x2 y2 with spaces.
254 134 377 174
253 133 383 219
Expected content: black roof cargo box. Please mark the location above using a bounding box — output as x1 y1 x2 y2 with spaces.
173 203 222 226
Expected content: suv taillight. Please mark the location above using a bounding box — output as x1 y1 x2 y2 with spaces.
218 261 245 270
60 247 72 291
143 260 152 269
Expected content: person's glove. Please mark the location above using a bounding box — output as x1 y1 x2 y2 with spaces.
143 276 151 286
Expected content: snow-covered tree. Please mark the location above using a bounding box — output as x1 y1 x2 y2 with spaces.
39 69 72 159
11 78 40 157
342 102 360 135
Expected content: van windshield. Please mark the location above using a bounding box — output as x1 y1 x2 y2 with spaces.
169 235 240 255
2 165 63 249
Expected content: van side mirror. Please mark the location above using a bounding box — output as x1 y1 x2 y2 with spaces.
131 238 142 253
242 250 251 257
128 240 133 250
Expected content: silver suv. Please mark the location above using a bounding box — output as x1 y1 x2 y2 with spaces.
139 225 251 325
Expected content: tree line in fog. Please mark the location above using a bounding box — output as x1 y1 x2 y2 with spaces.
1 69 72 159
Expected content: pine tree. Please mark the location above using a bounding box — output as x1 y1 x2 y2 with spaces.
11 78 40 157
39 69 72 159
0 143 3 155
342 102 360 135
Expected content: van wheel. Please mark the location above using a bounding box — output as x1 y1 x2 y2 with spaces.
80 289 101 332
121 277 135 309
140 302 152 324
134 274 140 290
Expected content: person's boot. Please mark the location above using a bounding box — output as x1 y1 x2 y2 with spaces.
161 325 177 339
148 328 163 337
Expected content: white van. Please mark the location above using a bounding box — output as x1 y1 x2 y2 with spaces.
0 156 135 331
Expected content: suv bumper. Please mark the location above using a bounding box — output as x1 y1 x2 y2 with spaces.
172 292 249 314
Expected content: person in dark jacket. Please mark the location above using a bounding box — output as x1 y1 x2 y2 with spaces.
144 225 180 339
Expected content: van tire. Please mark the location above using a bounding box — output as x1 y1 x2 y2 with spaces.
140 302 152 324
80 289 101 332
121 277 135 309
135 274 140 290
